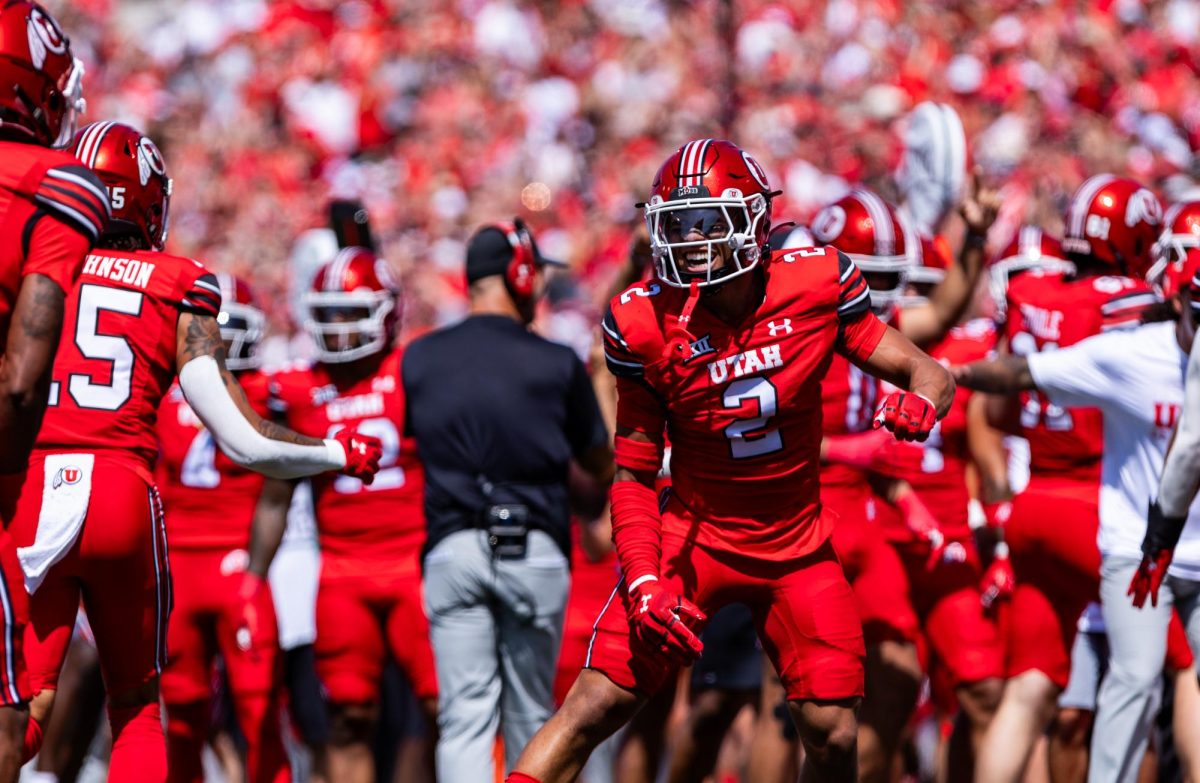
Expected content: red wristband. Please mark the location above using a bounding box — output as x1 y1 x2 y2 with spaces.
609 481 663 588
614 434 663 474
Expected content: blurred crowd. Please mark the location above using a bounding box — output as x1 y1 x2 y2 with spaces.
50 0 1200 339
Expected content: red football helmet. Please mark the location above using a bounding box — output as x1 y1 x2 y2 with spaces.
812 188 909 308
987 225 1072 315
644 138 775 288
1062 174 1162 278
0 1 84 147
304 247 399 364
216 274 265 371
1148 200 1200 291
72 122 171 250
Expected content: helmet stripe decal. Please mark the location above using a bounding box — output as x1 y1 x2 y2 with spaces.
326 248 354 292
79 120 114 169
854 189 894 255
1067 174 1115 239
678 139 713 188
73 121 106 169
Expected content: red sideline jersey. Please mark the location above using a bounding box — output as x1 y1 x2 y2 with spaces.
0 140 110 349
602 247 886 560
1004 270 1157 479
35 250 221 478
269 349 425 571
882 317 995 540
155 372 271 549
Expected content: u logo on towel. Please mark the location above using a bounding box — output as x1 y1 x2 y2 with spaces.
52 467 83 489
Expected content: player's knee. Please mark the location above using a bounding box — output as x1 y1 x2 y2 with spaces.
555 671 642 750
1051 707 1093 747
1004 669 1059 721
792 700 858 764
0 704 28 753
957 677 1003 726
328 702 377 747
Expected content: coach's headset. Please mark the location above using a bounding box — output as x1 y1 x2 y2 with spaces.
494 218 539 305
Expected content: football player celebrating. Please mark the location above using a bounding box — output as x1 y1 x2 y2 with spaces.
956 175 1163 783
0 3 105 777
245 247 438 783
156 274 289 782
7 122 383 782
506 138 955 783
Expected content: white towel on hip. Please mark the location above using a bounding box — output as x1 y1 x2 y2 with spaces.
17 454 93 594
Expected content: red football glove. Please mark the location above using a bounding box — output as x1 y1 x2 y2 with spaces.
1128 551 1173 609
895 491 946 570
872 391 938 442
235 572 269 656
983 500 1013 529
980 542 1015 612
334 427 383 485
628 580 706 665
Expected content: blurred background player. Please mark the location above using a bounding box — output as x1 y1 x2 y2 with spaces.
247 246 438 783
7 121 381 783
155 273 289 783
810 174 995 782
959 175 1163 782
0 3 104 779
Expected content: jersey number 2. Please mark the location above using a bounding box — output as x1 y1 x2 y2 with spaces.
723 378 783 459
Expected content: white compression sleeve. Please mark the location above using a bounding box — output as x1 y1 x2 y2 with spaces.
1159 336 1200 518
177 355 346 479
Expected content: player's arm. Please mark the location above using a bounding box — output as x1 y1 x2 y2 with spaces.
0 275 65 473
175 310 380 480
1157 335 1200 521
953 355 1035 394
966 392 1012 503
246 477 297 579
897 168 1001 347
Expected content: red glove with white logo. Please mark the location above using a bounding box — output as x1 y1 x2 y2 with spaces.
235 572 269 656
980 542 1015 612
873 392 938 442
627 579 706 665
334 427 382 485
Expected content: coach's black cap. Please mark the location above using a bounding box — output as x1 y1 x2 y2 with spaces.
465 219 564 284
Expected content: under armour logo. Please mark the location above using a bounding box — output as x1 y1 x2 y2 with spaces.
687 334 715 361
640 595 652 614
767 319 793 336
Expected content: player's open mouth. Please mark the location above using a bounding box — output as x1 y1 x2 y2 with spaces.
684 251 710 272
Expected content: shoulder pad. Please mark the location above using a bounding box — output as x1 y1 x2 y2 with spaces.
602 281 674 377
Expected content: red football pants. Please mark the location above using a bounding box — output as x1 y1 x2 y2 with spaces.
10 455 171 780
314 555 438 704
1000 476 1101 687
160 547 288 783
586 532 864 702
824 483 920 645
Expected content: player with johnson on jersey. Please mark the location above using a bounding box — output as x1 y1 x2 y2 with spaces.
156 274 288 783
246 246 438 783
506 139 955 783
7 122 382 783
0 4 106 779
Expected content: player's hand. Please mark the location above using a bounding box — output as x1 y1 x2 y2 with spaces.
235 572 268 655
334 427 382 485
896 491 946 570
1130 502 1186 608
628 580 705 665
872 392 938 442
980 542 1015 612
983 500 1013 529
958 166 1001 236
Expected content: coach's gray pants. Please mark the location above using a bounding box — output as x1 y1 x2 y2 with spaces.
423 529 570 782
1090 556 1200 783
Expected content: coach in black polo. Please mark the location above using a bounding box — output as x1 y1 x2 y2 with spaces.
401 219 612 782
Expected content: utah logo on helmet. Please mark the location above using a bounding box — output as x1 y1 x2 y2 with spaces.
812 188 909 311
304 247 400 364
0 1 85 147
643 139 776 289
72 122 173 250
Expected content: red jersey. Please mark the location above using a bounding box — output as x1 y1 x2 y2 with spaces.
1005 270 1157 479
34 250 222 479
886 318 995 539
602 247 887 560
0 141 109 350
819 352 880 488
156 372 271 550
269 349 425 570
